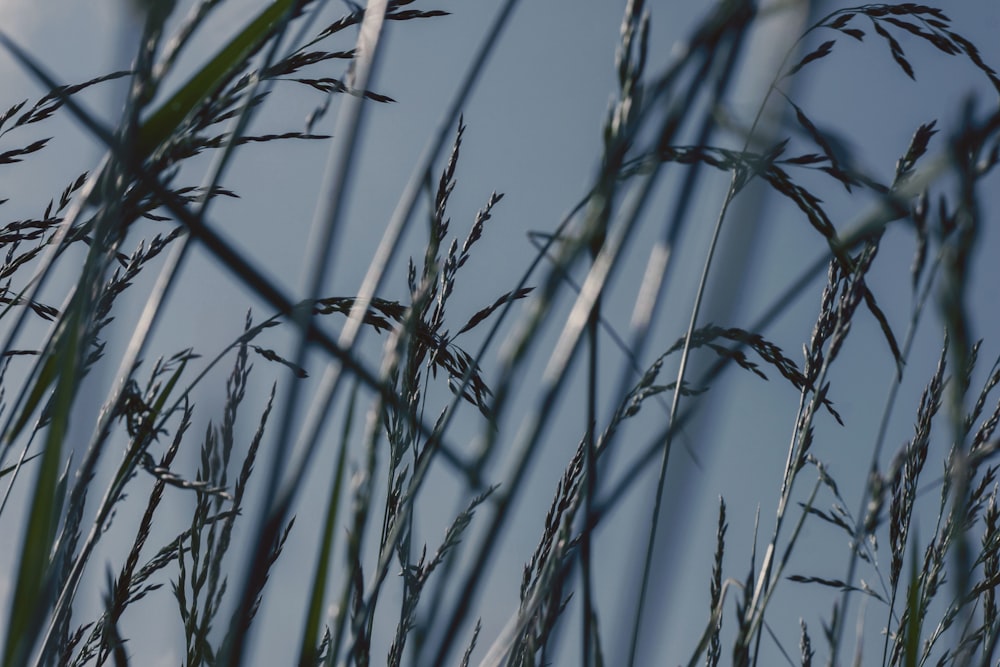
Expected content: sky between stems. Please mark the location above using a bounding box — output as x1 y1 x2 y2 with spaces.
1 1 999 665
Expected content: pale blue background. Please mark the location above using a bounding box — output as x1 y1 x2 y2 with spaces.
1 1 998 665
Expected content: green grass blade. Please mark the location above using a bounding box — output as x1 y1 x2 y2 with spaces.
2 306 83 667
296 384 356 667
136 0 301 157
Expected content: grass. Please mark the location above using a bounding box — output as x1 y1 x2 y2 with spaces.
0 0 999 665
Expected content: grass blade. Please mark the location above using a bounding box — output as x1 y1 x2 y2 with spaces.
137 0 304 157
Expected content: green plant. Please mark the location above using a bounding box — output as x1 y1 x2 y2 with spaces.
1 1 999 666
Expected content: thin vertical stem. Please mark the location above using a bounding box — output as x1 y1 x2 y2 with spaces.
627 171 741 667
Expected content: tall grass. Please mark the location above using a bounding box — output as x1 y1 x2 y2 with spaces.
0 1 999 665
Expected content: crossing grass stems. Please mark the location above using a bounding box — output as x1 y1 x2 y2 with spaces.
1 1 999 666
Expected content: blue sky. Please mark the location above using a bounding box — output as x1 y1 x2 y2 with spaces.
2 1 999 665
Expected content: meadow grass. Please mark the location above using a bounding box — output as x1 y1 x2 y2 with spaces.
1 1 999 665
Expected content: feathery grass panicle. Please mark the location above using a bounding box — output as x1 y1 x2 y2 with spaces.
0 1 998 666
706 497 727 667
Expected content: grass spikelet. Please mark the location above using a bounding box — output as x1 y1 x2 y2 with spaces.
0 2 997 666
